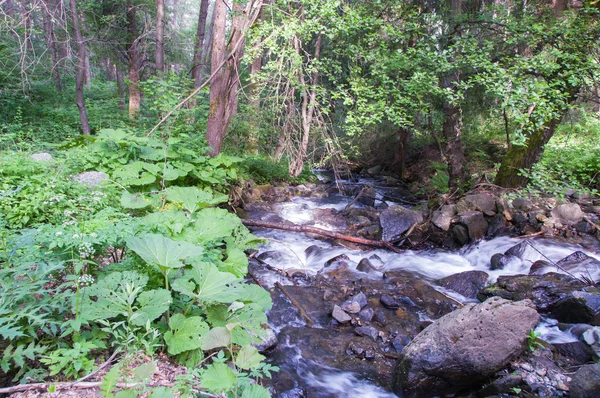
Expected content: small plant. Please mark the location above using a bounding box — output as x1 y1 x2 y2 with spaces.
527 329 544 352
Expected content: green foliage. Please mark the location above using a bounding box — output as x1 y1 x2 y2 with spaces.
527 330 544 352
241 156 314 185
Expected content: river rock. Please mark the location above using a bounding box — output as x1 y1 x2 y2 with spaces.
332 305 352 323
392 297 540 398
355 326 379 341
505 240 530 258
581 326 600 357
456 194 497 216
490 253 514 270
569 364 600 398
478 273 586 312
551 291 600 325
435 270 489 299
380 205 423 242
324 254 351 268
72 171 109 187
359 308 375 322
341 292 368 314
356 258 380 273
30 152 53 162
452 224 470 245
551 203 584 225
553 342 595 368
512 197 534 211
367 165 383 175
432 210 453 231
380 294 401 309
357 187 377 207
458 211 488 241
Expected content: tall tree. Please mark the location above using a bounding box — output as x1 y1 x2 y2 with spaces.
494 6 600 187
206 0 262 155
127 3 142 118
41 0 62 92
156 0 165 73
68 0 90 134
191 0 210 85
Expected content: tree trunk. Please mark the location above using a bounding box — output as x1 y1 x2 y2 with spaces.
246 4 265 154
41 0 62 92
116 65 126 111
68 0 90 135
494 119 561 188
191 0 210 85
127 4 141 119
200 1 216 72
440 71 466 189
289 33 322 177
394 128 410 179
156 0 165 73
84 50 92 87
206 0 262 156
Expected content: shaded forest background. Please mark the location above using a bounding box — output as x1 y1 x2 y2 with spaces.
1 0 600 194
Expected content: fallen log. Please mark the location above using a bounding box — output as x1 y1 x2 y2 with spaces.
275 282 315 327
241 219 403 253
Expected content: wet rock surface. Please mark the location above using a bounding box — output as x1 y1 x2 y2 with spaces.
392 297 539 398
435 270 489 299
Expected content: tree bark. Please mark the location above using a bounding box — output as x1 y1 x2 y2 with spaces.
191 0 210 85
156 0 165 73
441 71 466 189
206 0 262 156
289 33 322 177
127 4 142 119
41 0 62 92
246 4 265 154
68 0 90 135
116 65 126 111
200 1 216 72
494 118 561 188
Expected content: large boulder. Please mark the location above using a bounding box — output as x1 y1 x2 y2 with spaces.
392 297 539 398
551 203 584 225
456 194 497 216
30 152 53 162
380 205 423 242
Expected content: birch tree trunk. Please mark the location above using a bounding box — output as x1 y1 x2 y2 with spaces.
127 4 142 119
156 0 165 73
41 0 62 92
289 33 322 177
68 0 90 134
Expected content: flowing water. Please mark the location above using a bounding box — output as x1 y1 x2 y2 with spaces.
245 178 600 397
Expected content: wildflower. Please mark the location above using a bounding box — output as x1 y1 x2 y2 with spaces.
77 274 94 287
55 231 63 236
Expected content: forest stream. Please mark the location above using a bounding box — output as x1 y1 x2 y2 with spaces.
242 172 600 397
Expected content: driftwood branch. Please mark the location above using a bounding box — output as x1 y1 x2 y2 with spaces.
241 219 403 253
275 282 315 327
0 381 172 394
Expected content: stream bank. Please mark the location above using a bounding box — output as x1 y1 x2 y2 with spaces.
239 173 600 397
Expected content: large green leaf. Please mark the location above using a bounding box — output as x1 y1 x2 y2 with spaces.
120 191 151 209
201 327 231 350
237 284 273 312
80 271 170 325
164 314 208 355
201 363 236 393
171 261 241 305
166 187 228 214
126 234 204 270
182 208 241 244
235 345 265 370
219 244 248 278
241 385 271 398
131 289 172 326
